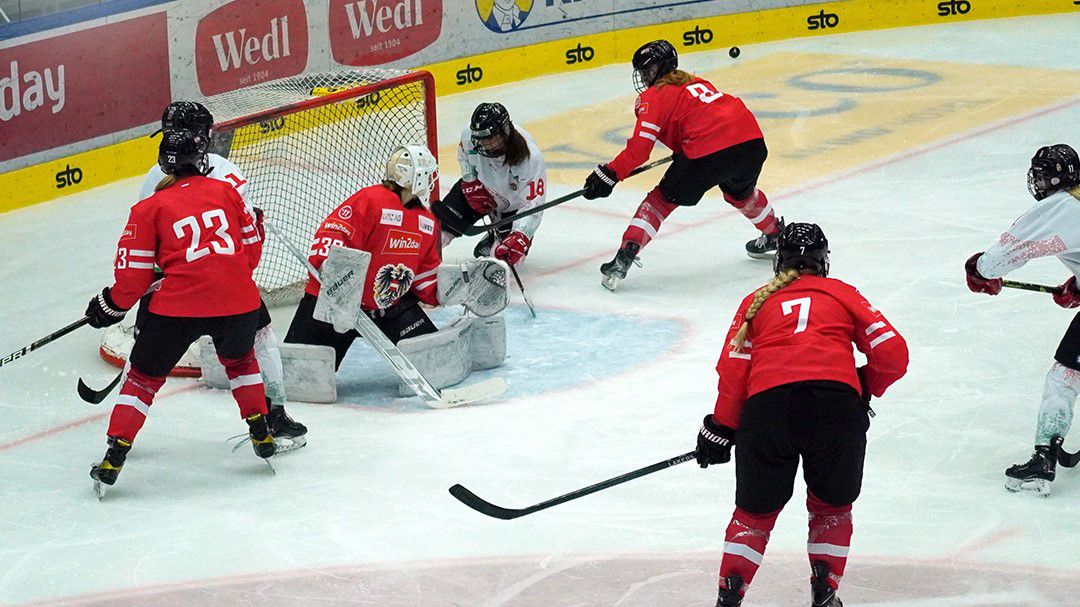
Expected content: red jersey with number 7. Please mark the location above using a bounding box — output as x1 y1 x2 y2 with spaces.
305 184 441 310
712 275 909 429
110 176 263 317
608 76 764 181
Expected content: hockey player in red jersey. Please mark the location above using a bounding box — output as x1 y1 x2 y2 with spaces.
695 223 908 607
583 40 783 291
965 144 1080 495
85 129 275 497
285 145 442 369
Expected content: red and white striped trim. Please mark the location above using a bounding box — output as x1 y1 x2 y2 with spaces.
116 394 150 416
414 268 437 291
864 321 896 349
807 542 850 558
723 541 764 565
629 218 658 238
640 121 660 132
729 340 752 360
241 235 261 245
229 373 263 390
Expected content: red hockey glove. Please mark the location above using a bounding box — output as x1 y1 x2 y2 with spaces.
85 287 129 329
696 415 735 468
1053 276 1080 308
493 231 531 266
583 164 618 200
965 253 1002 295
461 180 497 214
252 206 266 241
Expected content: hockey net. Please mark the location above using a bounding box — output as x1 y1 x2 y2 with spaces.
99 69 437 375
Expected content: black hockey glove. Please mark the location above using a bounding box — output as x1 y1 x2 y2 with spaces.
696 415 735 468
583 164 618 200
85 287 128 329
856 365 872 408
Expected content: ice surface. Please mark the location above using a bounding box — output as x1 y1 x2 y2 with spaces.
3 14 1080 606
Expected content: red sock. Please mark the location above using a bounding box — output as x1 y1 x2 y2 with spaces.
621 187 679 250
219 349 268 418
107 367 166 443
724 189 778 234
718 506 781 595
806 492 853 590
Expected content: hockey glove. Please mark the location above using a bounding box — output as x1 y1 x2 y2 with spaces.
1053 276 1080 308
493 231 531 266
964 253 1002 295
696 415 735 468
252 206 266 241
85 287 129 329
856 365 872 408
583 164 618 200
461 180 497 214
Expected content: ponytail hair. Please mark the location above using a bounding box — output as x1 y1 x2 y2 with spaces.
654 69 694 89
155 175 179 192
729 269 802 353
154 165 201 192
503 127 531 167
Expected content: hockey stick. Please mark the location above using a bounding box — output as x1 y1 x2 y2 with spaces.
1002 280 1055 294
265 219 506 408
449 450 697 520
1051 436 1080 468
1 317 91 369
509 264 536 318
462 155 675 237
77 372 124 404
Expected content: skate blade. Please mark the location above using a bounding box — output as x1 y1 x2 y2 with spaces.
263 458 277 475
1004 476 1051 495
601 275 620 291
93 480 107 501
746 250 777 260
273 434 307 454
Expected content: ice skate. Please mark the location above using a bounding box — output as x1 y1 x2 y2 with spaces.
745 218 784 259
89 436 131 501
1005 444 1056 495
246 413 277 460
715 573 744 607
268 405 307 453
810 561 843 607
600 242 641 291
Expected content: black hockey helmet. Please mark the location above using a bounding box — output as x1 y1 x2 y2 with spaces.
470 102 512 158
632 40 678 93
1028 144 1079 200
158 128 209 176
774 222 829 277
152 101 214 138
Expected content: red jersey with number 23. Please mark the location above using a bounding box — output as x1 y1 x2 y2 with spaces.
608 76 764 180
713 275 909 429
110 176 263 317
305 184 441 311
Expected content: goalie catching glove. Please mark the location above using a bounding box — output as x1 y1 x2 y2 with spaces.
696 414 734 467
493 231 531 266
85 288 129 329
437 258 510 317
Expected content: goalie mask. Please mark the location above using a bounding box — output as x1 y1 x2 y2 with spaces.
1028 144 1079 201
153 101 214 138
632 40 678 93
470 102 512 158
158 128 210 176
774 222 829 277
386 144 438 204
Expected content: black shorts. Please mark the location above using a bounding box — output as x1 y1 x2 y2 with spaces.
734 380 869 514
129 309 262 378
1054 310 1080 371
658 138 767 206
283 292 437 370
431 179 515 239
136 292 271 335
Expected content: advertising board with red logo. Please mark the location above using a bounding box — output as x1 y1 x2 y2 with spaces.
195 0 310 96
328 0 442 66
0 13 170 164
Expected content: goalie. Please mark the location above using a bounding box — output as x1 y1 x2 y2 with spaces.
284 145 508 392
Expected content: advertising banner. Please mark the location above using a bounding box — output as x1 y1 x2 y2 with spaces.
329 0 444 66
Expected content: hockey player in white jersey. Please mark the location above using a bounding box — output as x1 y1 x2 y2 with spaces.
135 101 307 450
965 144 1080 494
432 103 547 268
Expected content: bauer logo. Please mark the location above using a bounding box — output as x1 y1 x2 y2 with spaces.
476 0 534 34
682 25 713 47
565 43 594 65
456 64 484 86
937 0 971 15
54 164 83 189
329 0 442 67
195 0 309 96
807 10 840 30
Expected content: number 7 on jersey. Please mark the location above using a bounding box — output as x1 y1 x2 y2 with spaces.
781 297 811 334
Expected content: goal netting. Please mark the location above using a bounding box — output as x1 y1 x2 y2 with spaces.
204 68 437 307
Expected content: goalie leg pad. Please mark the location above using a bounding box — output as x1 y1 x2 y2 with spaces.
396 316 506 395
201 339 337 403
313 245 371 334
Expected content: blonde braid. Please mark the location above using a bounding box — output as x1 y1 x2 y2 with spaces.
729 269 802 352
1068 185 1080 201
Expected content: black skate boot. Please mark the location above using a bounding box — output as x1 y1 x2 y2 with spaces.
474 232 496 258
245 413 277 459
715 573 744 606
600 242 641 291
1005 444 1057 495
810 561 843 606
268 404 307 453
745 218 784 259
90 436 132 500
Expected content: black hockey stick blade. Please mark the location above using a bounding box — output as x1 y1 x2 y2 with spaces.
1002 279 1055 294
449 450 697 520
77 372 123 405
1051 436 1080 468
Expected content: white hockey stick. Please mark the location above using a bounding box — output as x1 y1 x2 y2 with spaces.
264 219 506 408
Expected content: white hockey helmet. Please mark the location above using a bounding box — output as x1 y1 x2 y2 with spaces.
386 144 438 204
